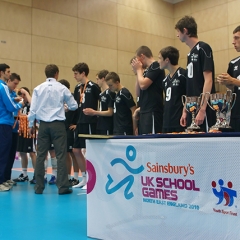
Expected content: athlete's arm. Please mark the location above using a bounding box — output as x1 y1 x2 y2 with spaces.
130 106 137 135
83 107 113 117
195 70 213 126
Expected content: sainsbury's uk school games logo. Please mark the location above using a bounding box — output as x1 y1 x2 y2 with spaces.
212 179 237 207
105 145 144 200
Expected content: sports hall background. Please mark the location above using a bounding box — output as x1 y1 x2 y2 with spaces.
0 0 238 98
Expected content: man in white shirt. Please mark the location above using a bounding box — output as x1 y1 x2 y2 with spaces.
28 64 78 194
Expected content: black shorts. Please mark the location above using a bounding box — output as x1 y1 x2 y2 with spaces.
73 123 97 149
17 135 36 153
139 111 163 135
67 129 75 152
49 143 54 150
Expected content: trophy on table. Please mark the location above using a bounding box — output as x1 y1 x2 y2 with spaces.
182 93 204 131
206 90 236 130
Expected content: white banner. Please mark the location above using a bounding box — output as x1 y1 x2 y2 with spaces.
86 137 240 240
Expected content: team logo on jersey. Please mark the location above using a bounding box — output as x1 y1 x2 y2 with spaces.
234 66 238 71
172 79 180 86
101 95 107 103
85 87 91 93
191 53 198 62
165 82 167 87
115 96 121 103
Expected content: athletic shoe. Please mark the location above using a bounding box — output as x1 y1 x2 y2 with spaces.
30 177 47 184
13 173 29 182
48 175 56 185
72 179 86 188
69 178 73 184
3 182 12 189
71 178 80 186
0 184 10 192
6 180 17 186
29 176 36 184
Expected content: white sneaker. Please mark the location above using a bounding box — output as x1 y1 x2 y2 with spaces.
6 180 17 186
72 180 86 188
0 184 10 191
81 184 87 190
3 182 12 189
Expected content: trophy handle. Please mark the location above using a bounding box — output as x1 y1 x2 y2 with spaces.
181 95 190 113
230 93 237 110
205 92 214 110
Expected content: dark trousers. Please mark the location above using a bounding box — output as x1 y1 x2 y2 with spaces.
4 132 18 181
34 121 70 193
0 125 12 184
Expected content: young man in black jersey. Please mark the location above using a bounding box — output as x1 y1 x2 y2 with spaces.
131 46 165 134
217 26 240 132
72 63 101 188
58 79 80 186
83 69 116 135
105 72 136 135
158 46 187 133
175 16 216 132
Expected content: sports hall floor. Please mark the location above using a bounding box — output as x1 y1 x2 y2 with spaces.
0 159 94 240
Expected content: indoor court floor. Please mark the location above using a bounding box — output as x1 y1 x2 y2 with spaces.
0 159 94 240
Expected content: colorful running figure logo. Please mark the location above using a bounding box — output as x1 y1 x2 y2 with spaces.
212 179 237 207
105 145 144 200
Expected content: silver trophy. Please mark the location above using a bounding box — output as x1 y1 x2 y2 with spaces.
206 90 236 130
182 94 204 131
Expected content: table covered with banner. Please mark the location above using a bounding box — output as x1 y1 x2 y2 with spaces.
85 133 240 240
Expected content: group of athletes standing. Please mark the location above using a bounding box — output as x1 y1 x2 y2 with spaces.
1 15 240 193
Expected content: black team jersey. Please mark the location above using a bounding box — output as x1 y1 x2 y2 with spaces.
113 87 136 135
227 56 240 119
162 67 187 130
186 41 216 131
140 61 165 114
97 89 116 132
186 41 216 96
74 81 101 124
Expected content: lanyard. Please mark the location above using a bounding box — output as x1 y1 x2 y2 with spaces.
79 80 89 104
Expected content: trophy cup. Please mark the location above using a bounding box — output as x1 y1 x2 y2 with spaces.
182 94 204 131
221 90 236 128
206 90 236 130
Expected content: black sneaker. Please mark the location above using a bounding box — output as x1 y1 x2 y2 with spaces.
71 178 80 186
13 173 29 182
30 176 36 184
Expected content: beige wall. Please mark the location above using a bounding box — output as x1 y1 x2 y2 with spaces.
0 0 239 95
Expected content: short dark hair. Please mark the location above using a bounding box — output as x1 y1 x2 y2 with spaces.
233 26 240 34
105 72 120 83
175 15 198 38
136 46 153 58
9 73 21 81
97 70 109 79
72 62 89 76
45 64 59 78
160 46 179 65
58 79 70 89
18 87 30 96
0 63 10 73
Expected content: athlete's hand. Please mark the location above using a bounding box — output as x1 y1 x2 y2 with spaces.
69 125 76 131
180 111 187 127
83 108 95 116
217 73 234 86
131 58 143 71
195 109 206 126
14 96 23 102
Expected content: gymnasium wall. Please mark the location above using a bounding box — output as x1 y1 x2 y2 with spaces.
0 0 239 96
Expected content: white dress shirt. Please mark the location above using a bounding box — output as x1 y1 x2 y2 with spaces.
28 78 78 127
